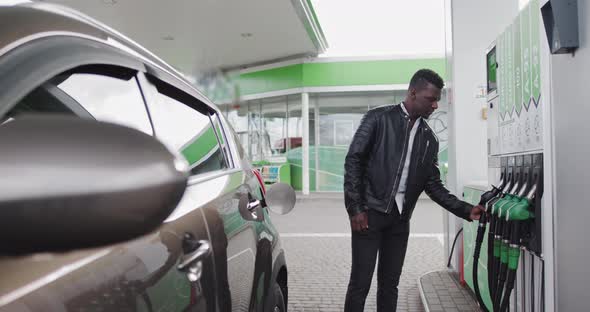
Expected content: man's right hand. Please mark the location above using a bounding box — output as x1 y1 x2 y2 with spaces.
350 211 369 233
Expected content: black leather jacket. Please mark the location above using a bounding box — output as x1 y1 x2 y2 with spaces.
344 104 473 221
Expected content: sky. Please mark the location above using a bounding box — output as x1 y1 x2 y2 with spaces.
311 0 526 58
310 0 446 58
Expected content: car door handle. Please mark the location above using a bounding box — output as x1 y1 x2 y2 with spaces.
177 238 211 271
247 199 261 212
238 194 265 221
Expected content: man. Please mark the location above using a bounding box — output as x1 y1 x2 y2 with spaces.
343 69 483 312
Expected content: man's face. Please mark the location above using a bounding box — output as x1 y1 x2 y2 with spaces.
411 83 441 119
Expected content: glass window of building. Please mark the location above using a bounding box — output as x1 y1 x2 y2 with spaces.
219 89 451 192
314 92 373 191
224 102 249 159
248 100 263 161
260 96 288 157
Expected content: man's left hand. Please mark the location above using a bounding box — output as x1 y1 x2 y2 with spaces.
469 205 484 221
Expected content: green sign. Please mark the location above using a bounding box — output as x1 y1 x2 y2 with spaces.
521 4 532 110
531 0 541 103
506 27 514 118
496 0 542 121
514 16 523 116
498 30 506 119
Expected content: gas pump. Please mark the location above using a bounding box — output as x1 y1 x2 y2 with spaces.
468 4 547 310
471 154 543 312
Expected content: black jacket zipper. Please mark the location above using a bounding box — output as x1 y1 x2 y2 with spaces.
422 140 430 163
386 116 411 214
400 123 424 217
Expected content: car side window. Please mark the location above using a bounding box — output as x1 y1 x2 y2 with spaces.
2 84 77 122
53 69 153 135
1 79 95 125
145 81 228 176
210 113 235 167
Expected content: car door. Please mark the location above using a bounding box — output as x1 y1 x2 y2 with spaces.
138 72 275 312
51 67 219 312
208 112 279 312
0 38 216 312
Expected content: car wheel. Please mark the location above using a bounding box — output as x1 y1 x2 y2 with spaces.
269 282 286 312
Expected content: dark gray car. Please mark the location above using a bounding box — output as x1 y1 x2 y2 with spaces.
0 3 295 312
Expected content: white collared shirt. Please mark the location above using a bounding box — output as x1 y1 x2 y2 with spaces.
395 103 422 214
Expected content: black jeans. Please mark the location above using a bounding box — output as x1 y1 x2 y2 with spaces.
344 209 410 312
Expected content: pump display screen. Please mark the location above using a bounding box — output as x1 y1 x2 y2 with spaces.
487 47 497 93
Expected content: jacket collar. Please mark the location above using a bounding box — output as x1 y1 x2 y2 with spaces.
399 102 423 126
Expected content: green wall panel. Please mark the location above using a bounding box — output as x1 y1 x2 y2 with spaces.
302 58 446 87
237 64 304 95
235 58 447 96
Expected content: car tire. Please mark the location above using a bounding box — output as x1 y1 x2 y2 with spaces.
268 282 286 312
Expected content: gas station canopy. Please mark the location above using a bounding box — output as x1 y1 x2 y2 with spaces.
45 0 327 75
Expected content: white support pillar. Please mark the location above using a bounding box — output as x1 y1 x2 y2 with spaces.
314 96 320 192
302 92 310 195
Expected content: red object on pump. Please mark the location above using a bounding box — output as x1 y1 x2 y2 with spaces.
252 169 266 195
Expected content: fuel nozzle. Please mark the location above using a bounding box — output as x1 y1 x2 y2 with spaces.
479 182 503 206
476 183 502 225
494 202 518 309
471 179 505 312
490 177 513 216
492 175 527 311
506 175 537 222
488 174 514 306
525 183 538 202
498 180 537 312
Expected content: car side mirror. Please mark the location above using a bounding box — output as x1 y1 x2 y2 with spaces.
264 183 296 215
0 115 189 254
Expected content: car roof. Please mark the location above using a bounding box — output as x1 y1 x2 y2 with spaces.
0 3 215 109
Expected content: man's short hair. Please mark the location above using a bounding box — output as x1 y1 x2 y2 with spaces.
409 69 444 91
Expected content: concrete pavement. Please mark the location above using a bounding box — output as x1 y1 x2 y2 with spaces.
270 193 454 312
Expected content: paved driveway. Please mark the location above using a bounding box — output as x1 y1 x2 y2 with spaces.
271 193 448 311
